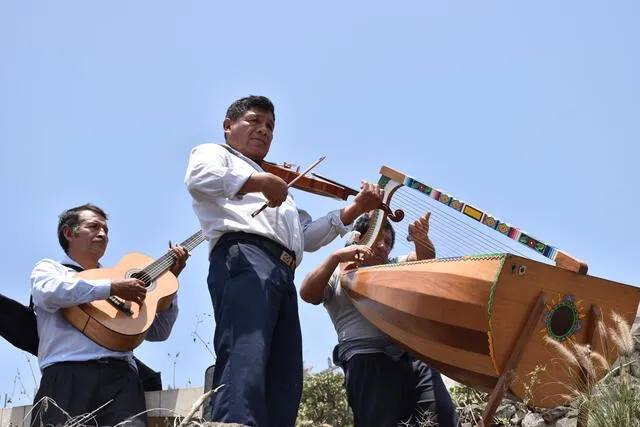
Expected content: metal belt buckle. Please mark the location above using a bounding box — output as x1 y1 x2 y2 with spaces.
280 251 294 269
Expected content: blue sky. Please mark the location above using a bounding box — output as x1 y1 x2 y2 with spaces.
1 1 638 406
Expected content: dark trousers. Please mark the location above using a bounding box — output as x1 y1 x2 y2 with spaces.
31 359 146 427
343 353 457 427
207 239 301 427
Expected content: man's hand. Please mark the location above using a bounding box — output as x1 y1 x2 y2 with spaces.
169 244 190 277
408 212 431 244
255 173 289 207
110 278 147 305
340 181 384 225
407 212 436 261
353 181 384 213
334 245 376 266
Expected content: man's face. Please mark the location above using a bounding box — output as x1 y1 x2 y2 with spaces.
370 227 393 266
66 210 109 259
223 108 275 162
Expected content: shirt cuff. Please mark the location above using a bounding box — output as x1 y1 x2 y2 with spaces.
94 279 112 300
327 209 352 236
226 168 254 198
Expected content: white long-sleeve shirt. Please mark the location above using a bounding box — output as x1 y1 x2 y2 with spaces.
184 143 351 264
31 255 179 370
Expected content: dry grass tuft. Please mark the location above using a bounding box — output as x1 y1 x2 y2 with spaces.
545 311 640 427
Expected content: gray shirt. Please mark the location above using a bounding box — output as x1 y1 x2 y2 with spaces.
323 256 407 362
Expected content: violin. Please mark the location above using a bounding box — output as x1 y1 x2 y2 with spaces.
260 160 404 222
260 160 357 200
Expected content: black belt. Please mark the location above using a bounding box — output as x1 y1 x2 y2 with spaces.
93 357 130 366
51 357 132 369
215 232 296 271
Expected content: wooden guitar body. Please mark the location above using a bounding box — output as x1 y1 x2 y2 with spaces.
341 254 640 408
63 252 178 352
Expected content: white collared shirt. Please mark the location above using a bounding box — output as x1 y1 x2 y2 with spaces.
31 255 179 370
185 143 351 264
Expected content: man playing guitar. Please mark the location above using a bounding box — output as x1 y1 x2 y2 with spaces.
30 203 189 427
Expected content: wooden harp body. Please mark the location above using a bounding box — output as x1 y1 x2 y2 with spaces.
341 166 640 408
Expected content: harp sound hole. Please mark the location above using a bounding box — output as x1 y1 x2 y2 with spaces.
549 305 576 339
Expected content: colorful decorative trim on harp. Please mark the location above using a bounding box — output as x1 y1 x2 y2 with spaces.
360 166 587 274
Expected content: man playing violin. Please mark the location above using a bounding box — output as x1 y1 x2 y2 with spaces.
300 211 457 427
184 95 383 427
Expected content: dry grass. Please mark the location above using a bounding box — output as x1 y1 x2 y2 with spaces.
21 386 225 427
544 311 640 427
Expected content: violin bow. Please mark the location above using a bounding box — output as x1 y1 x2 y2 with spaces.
251 156 326 217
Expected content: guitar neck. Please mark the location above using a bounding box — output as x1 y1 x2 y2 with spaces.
141 230 206 282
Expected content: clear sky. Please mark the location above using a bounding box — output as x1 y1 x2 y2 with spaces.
1 1 638 407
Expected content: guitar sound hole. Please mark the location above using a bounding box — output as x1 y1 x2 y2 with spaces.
131 271 152 286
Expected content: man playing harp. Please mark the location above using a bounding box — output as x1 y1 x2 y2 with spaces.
300 211 457 427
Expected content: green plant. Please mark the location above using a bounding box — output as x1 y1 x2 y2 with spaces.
449 383 488 408
449 383 488 425
297 365 353 427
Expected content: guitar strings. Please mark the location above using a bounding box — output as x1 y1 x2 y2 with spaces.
137 231 206 284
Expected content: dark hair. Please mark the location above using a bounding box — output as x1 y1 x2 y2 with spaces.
352 213 395 249
57 203 108 254
225 95 275 122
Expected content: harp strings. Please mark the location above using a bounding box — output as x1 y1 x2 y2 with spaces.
386 187 549 263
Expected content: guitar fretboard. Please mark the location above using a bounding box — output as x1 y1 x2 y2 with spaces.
137 230 206 285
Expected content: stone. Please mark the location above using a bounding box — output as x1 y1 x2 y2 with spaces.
495 403 517 420
542 407 569 423
510 409 527 426
567 407 579 418
521 412 545 427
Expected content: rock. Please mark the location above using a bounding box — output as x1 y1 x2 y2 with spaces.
521 412 545 427
510 409 527 426
553 419 577 427
495 403 517 421
542 407 569 423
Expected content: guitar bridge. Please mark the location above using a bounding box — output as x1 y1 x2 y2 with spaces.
107 296 134 316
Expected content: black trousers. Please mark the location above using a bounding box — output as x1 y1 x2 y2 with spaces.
343 353 457 427
31 359 146 427
207 239 302 427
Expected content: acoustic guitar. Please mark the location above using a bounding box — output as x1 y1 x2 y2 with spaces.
63 230 206 352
